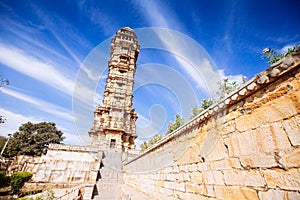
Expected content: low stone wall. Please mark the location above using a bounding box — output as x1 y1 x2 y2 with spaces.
21 143 102 198
123 52 300 199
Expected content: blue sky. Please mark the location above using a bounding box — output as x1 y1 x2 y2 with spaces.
0 0 299 147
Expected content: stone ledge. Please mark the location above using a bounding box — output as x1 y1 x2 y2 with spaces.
48 144 100 153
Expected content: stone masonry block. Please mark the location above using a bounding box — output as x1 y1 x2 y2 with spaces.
174 182 186 192
240 154 278 168
202 171 224 185
176 144 201 165
225 123 291 158
172 165 179 173
190 171 203 185
185 182 203 194
223 169 266 187
210 158 242 170
236 98 297 132
279 148 300 168
269 122 292 150
225 110 242 121
282 115 300 146
183 173 191 182
258 189 285 200
166 174 176 181
224 131 257 157
252 123 290 152
202 139 227 162
173 190 187 199
199 184 215 197
288 191 300 200
263 168 300 190
215 186 259 200
188 163 198 172
221 120 236 135
185 193 211 200
174 173 184 182
290 76 300 90
197 162 210 172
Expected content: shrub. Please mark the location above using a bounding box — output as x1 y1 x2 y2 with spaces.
10 171 33 194
0 171 10 188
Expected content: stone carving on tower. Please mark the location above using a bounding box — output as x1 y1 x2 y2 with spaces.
88 27 140 152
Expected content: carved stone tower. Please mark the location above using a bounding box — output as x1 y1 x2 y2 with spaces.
89 27 140 152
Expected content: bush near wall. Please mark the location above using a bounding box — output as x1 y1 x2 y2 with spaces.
0 171 10 188
10 172 33 194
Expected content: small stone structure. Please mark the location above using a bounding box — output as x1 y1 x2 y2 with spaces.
23 144 102 199
123 51 300 199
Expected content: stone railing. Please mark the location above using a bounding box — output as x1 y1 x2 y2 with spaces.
48 143 99 153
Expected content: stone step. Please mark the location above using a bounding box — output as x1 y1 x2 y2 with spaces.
94 183 156 200
120 184 156 200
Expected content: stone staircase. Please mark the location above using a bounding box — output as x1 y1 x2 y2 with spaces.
92 150 154 200
93 150 123 200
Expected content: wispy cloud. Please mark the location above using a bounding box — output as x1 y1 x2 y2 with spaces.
131 1 183 31
131 1 222 95
0 108 82 145
75 1 118 36
0 42 101 112
2 87 73 121
0 44 74 96
0 108 39 136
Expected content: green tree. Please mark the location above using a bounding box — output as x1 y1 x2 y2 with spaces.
190 99 214 119
166 114 185 135
0 136 6 152
10 172 33 194
4 122 65 157
201 99 214 110
190 105 201 119
189 78 240 118
216 78 239 99
261 48 282 64
140 134 162 152
140 141 149 152
261 45 299 64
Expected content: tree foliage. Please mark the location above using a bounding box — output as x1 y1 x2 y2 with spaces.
190 99 214 118
166 114 185 135
216 78 239 99
140 114 184 152
3 122 64 157
190 78 240 118
10 172 33 194
0 135 6 153
0 171 10 188
140 134 162 152
261 45 300 64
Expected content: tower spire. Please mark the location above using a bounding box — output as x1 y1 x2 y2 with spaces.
89 27 140 151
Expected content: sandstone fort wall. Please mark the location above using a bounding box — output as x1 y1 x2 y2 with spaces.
123 52 300 199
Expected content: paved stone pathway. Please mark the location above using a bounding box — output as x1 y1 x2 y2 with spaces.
92 150 154 200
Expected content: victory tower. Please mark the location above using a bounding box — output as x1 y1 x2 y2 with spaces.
89 27 140 151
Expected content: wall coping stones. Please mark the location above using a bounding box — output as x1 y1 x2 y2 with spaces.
48 144 100 153
125 50 300 166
